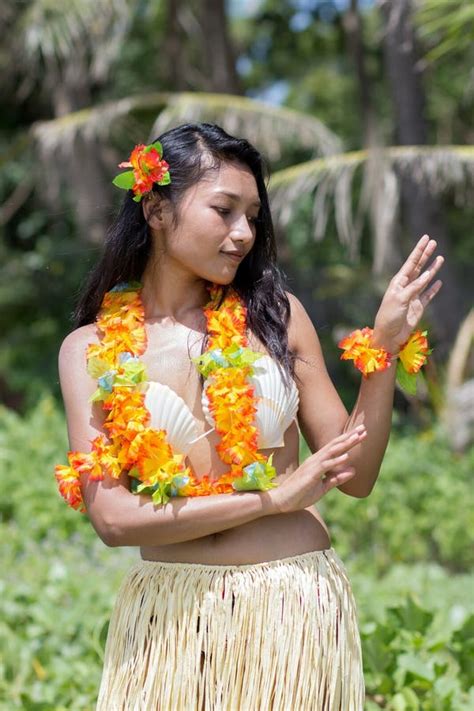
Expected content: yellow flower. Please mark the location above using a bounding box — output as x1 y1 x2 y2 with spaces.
398 330 430 374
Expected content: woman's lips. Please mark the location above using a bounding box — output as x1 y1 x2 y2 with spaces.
221 252 243 262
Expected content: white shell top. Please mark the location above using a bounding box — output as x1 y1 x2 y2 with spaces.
143 354 300 455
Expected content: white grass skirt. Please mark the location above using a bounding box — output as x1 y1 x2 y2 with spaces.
96 547 365 710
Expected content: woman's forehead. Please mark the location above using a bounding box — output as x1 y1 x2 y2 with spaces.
197 163 259 202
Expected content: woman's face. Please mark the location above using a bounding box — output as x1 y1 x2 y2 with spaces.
146 160 261 284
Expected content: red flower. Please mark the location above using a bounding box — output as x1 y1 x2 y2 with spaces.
118 143 170 198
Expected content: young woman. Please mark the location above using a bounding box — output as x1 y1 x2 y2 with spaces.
56 122 443 710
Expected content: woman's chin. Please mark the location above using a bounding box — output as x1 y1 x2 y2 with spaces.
208 271 235 285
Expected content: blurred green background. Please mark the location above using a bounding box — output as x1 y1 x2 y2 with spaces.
1 1 473 708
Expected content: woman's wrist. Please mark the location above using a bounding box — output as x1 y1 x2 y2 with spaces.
338 324 431 395
259 488 283 516
370 328 400 357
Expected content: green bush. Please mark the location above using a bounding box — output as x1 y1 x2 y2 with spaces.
1 396 473 708
314 426 474 574
361 596 474 710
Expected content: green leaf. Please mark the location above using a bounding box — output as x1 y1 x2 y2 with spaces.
233 453 278 491
395 652 435 683
148 140 163 156
386 595 434 635
87 387 106 403
111 171 135 189
158 171 171 185
151 482 171 505
114 359 147 387
389 688 420 710
191 344 265 378
396 361 418 395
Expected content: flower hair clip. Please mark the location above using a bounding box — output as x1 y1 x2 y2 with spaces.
112 141 171 202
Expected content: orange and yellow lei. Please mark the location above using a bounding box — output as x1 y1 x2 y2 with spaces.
54 281 278 513
338 325 431 393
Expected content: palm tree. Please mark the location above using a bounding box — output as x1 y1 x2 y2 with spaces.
3 0 473 352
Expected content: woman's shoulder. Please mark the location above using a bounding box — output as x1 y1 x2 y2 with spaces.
58 323 101 377
59 323 100 354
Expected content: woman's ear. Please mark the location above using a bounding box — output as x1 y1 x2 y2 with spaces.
142 193 165 229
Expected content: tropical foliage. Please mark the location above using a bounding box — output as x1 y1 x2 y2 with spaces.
1 398 473 708
1 1 473 707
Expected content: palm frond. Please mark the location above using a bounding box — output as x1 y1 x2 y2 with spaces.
31 93 171 153
30 91 343 161
17 0 133 83
413 0 474 64
269 145 474 270
148 92 343 159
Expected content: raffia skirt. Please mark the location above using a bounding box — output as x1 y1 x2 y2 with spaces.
95 547 365 710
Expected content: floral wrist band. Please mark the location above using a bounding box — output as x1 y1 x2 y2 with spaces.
112 141 171 202
338 327 432 395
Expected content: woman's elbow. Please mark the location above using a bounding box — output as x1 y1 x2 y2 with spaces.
101 523 121 547
87 507 124 547
336 477 375 498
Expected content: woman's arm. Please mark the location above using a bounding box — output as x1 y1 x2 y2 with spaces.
337 328 398 498
287 293 395 499
59 326 277 548
82 471 276 547
289 236 443 499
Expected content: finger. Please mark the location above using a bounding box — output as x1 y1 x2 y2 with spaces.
420 279 443 308
328 425 366 445
320 452 350 468
318 430 366 459
314 436 358 462
404 255 445 300
397 234 431 281
321 432 367 469
322 467 356 494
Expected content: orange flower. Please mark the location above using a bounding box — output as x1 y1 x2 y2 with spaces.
90 436 122 479
54 465 85 512
338 326 392 376
54 282 278 510
118 144 170 198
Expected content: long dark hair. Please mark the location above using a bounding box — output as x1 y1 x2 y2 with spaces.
72 122 303 392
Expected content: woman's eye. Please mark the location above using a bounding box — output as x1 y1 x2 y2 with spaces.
213 207 260 225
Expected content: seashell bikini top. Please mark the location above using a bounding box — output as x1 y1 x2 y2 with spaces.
144 354 300 456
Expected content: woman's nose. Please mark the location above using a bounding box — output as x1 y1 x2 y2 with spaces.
231 215 255 242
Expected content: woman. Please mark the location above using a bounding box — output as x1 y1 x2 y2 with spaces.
56 122 443 710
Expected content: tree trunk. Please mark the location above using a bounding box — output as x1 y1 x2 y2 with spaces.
194 0 244 94
163 0 188 90
343 0 377 148
40 55 113 246
378 0 467 356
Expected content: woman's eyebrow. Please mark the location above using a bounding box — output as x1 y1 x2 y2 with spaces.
212 189 261 208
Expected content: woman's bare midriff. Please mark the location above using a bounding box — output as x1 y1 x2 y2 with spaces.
137 316 332 565
140 427 332 565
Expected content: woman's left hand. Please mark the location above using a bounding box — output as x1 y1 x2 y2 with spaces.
372 234 444 352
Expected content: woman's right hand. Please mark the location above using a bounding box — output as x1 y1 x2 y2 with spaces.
269 424 367 514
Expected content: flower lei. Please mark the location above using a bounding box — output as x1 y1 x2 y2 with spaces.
338 326 432 394
54 281 279 513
